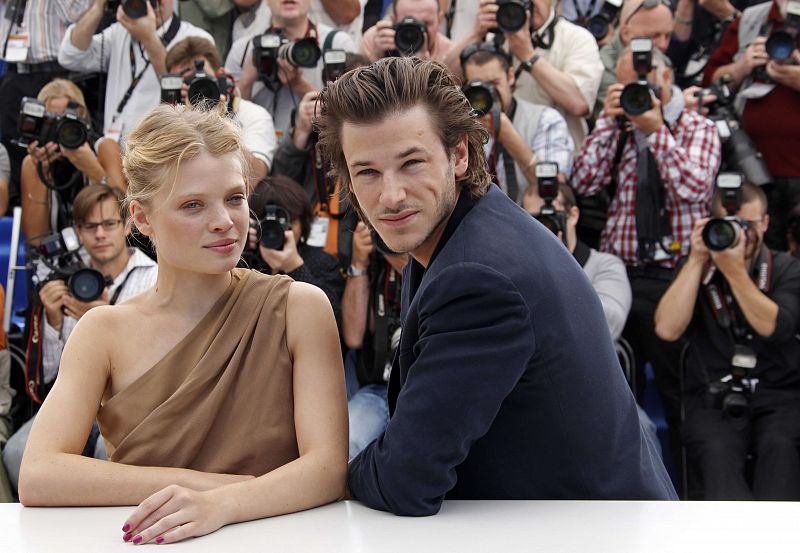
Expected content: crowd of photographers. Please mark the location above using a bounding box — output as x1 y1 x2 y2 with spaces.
0 0 798 503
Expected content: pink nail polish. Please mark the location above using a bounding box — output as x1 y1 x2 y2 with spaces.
123 533 132 542
122 524 131 533
156 537 165 544
132 535 143 545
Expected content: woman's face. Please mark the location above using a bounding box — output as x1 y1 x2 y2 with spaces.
137 150 249 274
44 96 70 115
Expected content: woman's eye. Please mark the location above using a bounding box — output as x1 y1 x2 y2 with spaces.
183 201 201 210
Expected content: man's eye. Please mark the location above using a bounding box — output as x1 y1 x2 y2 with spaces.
358 168 377 176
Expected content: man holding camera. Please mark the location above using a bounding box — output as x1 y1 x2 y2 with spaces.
654 179 800 500
165 36 277 182
572 44 720 474
360 0 454 62
461 44 573 200
225 0 357 136
59 0 213 142
3 184 157 493
704 0 800 252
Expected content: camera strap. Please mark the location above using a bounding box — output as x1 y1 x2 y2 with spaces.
444 0 457 38
489 100 520 201
358 260 402 385
23 300 45 404
531 14 558 50
109 266 141 305
634 132 677 263
114 15 181 119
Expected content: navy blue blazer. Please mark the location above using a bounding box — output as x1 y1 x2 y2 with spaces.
348 186 677 515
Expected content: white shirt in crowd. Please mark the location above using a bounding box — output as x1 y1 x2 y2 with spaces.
232 96 278 169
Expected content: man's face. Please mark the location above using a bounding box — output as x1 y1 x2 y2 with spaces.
621 5 673 52
734 200 768 261
531 0 552 31
522 191 579 234
341 105 469 263
463 58 514 112
395 0 441 54
76 199 128 268
168 56 215 77
268 0 310 23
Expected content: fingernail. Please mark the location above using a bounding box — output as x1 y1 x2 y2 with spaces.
156 536 165 544
123 533 132 542
122 524 131 533
132 535 142 545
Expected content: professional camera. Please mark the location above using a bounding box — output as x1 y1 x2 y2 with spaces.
533 162 567 239
106 0 157 19
259 205 291 250
462 80 497 116
702 173 752 251
160 62 231 107
584 0 623 41
620 38 658 116
33 228 111 303
393 17 426 55
322 49 347 83
765 0 800 61
252 30 321 82
17 97 89 150
698 78 772 187
496 0 531 33
705 345 758 420
371 230 400 257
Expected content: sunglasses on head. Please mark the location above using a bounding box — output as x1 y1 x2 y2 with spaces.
625 0 673 25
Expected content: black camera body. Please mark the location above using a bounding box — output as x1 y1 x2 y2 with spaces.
160 63 229 108
496 0 531 33
322 49 348 83
393 17 427 55
698 78 772 187
702 173 751 251
462 80 498 116
252 30 321 82
259 205 291 250
533 162 567 239
36 228 110 303
106 0 157 19
765 0 800 61
705 345 758 420
17 97 89 150
585 0 623 41
620 38 658 116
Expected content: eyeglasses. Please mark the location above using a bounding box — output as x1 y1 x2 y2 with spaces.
78 219 123 233
625 0 673 25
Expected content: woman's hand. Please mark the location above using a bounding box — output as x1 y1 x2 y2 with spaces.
122 484 230 545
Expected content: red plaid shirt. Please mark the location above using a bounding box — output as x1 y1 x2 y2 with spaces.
571 110 720 268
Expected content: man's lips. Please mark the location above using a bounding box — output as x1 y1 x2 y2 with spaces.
379 211 417 227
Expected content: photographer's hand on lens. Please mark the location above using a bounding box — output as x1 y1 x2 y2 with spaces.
709 227 748 277
373 20 397 58
766 50 800 91
603 83 626 119
259 230 304 274
688 217 712 263
505 10 537 64
627 91 664 135
39 280 69 332
292 91 319 149
351 222 374 270
472 0 500 41
116 2 158 44
276 59 315 96
683 86 717 115
62 289 110 321
739 37 769 74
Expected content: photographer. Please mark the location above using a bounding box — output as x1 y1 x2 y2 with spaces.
572 45 720 468
20 79 118 245
655 179 800 500
59 0 213 141
342 221 407 460
360 0 454 62
247 175 344 323
461 43 573 200
3 184 157 493
224 0 357 135
448 0 603 149
704 0 800 251
165 36 276 182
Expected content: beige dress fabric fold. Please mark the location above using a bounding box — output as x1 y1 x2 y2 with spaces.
97 269 298 476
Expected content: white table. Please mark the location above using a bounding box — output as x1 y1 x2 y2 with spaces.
1 500 798 552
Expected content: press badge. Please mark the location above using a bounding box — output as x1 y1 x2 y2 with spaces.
306 216 330 248
5 33 29 62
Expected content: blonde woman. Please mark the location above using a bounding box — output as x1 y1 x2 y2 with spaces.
19 105 348 544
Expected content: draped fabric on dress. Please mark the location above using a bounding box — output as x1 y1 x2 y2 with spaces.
97 269 298 476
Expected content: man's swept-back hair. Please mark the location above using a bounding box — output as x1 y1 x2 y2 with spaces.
315 57 491 216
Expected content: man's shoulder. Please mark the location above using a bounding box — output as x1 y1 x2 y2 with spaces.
677 108 717 133
553 17 598 50
770 249 800 285
317 22 357 50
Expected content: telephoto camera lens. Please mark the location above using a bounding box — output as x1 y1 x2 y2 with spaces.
722 392 749 419
55 116 88 150
765 31 797 61
462 80 495 116
68 268 107 303
121 0 149 19
259 206 290 250
393 17 426 55
496 0 529 32
620 82 653 116
278 37 321 68
702 218 743 251
188 77 220 107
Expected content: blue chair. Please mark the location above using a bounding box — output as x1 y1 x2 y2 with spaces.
0 212 29 333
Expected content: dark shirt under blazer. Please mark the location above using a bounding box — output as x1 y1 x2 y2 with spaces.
348 186 677 515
